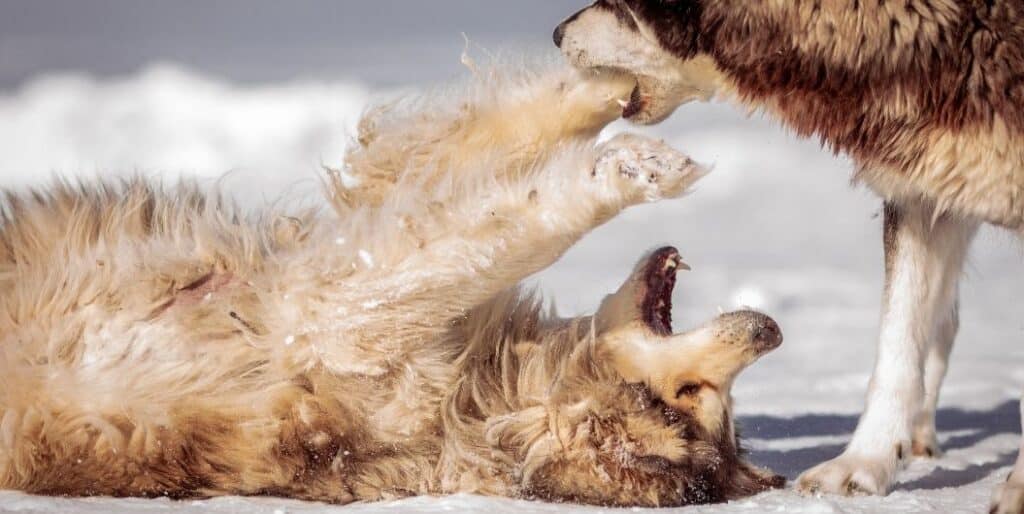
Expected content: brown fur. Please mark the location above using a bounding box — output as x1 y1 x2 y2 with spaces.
0 63 782 506
556 0 1024 228
555 1 1022 508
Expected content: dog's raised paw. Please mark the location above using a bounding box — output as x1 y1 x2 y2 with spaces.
593 133 706 203
796 452 896 497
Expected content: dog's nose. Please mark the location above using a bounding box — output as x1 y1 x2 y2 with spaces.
553 23 566 48
750 314 783 352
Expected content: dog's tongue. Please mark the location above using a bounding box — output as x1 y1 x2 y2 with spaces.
622 84 646 119
640 247 688 336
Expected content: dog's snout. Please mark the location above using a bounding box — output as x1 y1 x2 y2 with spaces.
554 8 587 49
712 310 783 354
553 23 566 48
750 314 783 352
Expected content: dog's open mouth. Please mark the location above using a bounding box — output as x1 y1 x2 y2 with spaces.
621 82 647 120
581 61 717 124
640 247 689 336
593 67 647 120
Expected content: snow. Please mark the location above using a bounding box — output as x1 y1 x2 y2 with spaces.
0 64 370 200
358 250 376 269
1 63 1023 513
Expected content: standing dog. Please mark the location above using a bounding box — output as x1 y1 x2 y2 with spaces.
554 0 1024 511
0 65 785 506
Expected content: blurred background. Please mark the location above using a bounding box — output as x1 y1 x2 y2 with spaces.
1 0 1021 419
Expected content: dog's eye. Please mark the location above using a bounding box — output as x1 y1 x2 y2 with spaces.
675 382 702 398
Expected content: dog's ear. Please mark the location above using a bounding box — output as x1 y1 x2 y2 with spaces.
594 246 687 335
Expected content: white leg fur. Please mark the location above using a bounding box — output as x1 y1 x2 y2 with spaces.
912 296 959 458
992 401 1024 514
797 199 977 495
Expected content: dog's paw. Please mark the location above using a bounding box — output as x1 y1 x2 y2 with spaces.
593 133 706 204
992 477 1024 514
796 451 900 497
911 426 942 458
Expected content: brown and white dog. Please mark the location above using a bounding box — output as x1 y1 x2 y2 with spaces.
0 65 784 506
554 0 1024 511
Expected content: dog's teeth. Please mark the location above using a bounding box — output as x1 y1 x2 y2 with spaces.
717 306 725 314
616 98 630 108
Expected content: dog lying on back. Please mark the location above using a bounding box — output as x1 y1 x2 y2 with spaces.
0 64 784 507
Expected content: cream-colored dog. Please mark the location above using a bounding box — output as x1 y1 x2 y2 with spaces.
0 63 783 507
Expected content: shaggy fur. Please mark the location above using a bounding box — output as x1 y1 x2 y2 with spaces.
0 64 783 507
554 1 1024 511
556 0 1024 228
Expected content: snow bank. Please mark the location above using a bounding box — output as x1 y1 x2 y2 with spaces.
0 64 369 196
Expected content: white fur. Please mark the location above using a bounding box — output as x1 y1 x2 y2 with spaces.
799 200 978 495
994 402 1024 514
557 5 722 124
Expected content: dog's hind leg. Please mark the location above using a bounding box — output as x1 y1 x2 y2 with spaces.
990 237 1024 514
991 404 1024 514
797 199 977 496
911 295 961 458
296 134 705 372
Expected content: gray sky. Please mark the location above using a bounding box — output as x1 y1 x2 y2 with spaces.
0 0 587 89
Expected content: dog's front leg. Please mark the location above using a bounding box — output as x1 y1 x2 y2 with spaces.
339 69 634 208
299 135 704 369
797 199 976 496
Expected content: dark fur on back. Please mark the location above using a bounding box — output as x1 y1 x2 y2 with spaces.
619 0 1023 169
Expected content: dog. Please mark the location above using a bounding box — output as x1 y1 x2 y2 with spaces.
554 0 1024 511
0 63 785 507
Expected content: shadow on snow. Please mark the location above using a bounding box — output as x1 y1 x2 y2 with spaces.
738 400 1020 490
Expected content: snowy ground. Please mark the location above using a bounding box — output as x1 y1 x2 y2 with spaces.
1 61 1022 514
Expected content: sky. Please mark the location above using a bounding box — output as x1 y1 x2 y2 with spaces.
0 0 583 89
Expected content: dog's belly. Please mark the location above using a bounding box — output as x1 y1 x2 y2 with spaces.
855 122 1024 229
